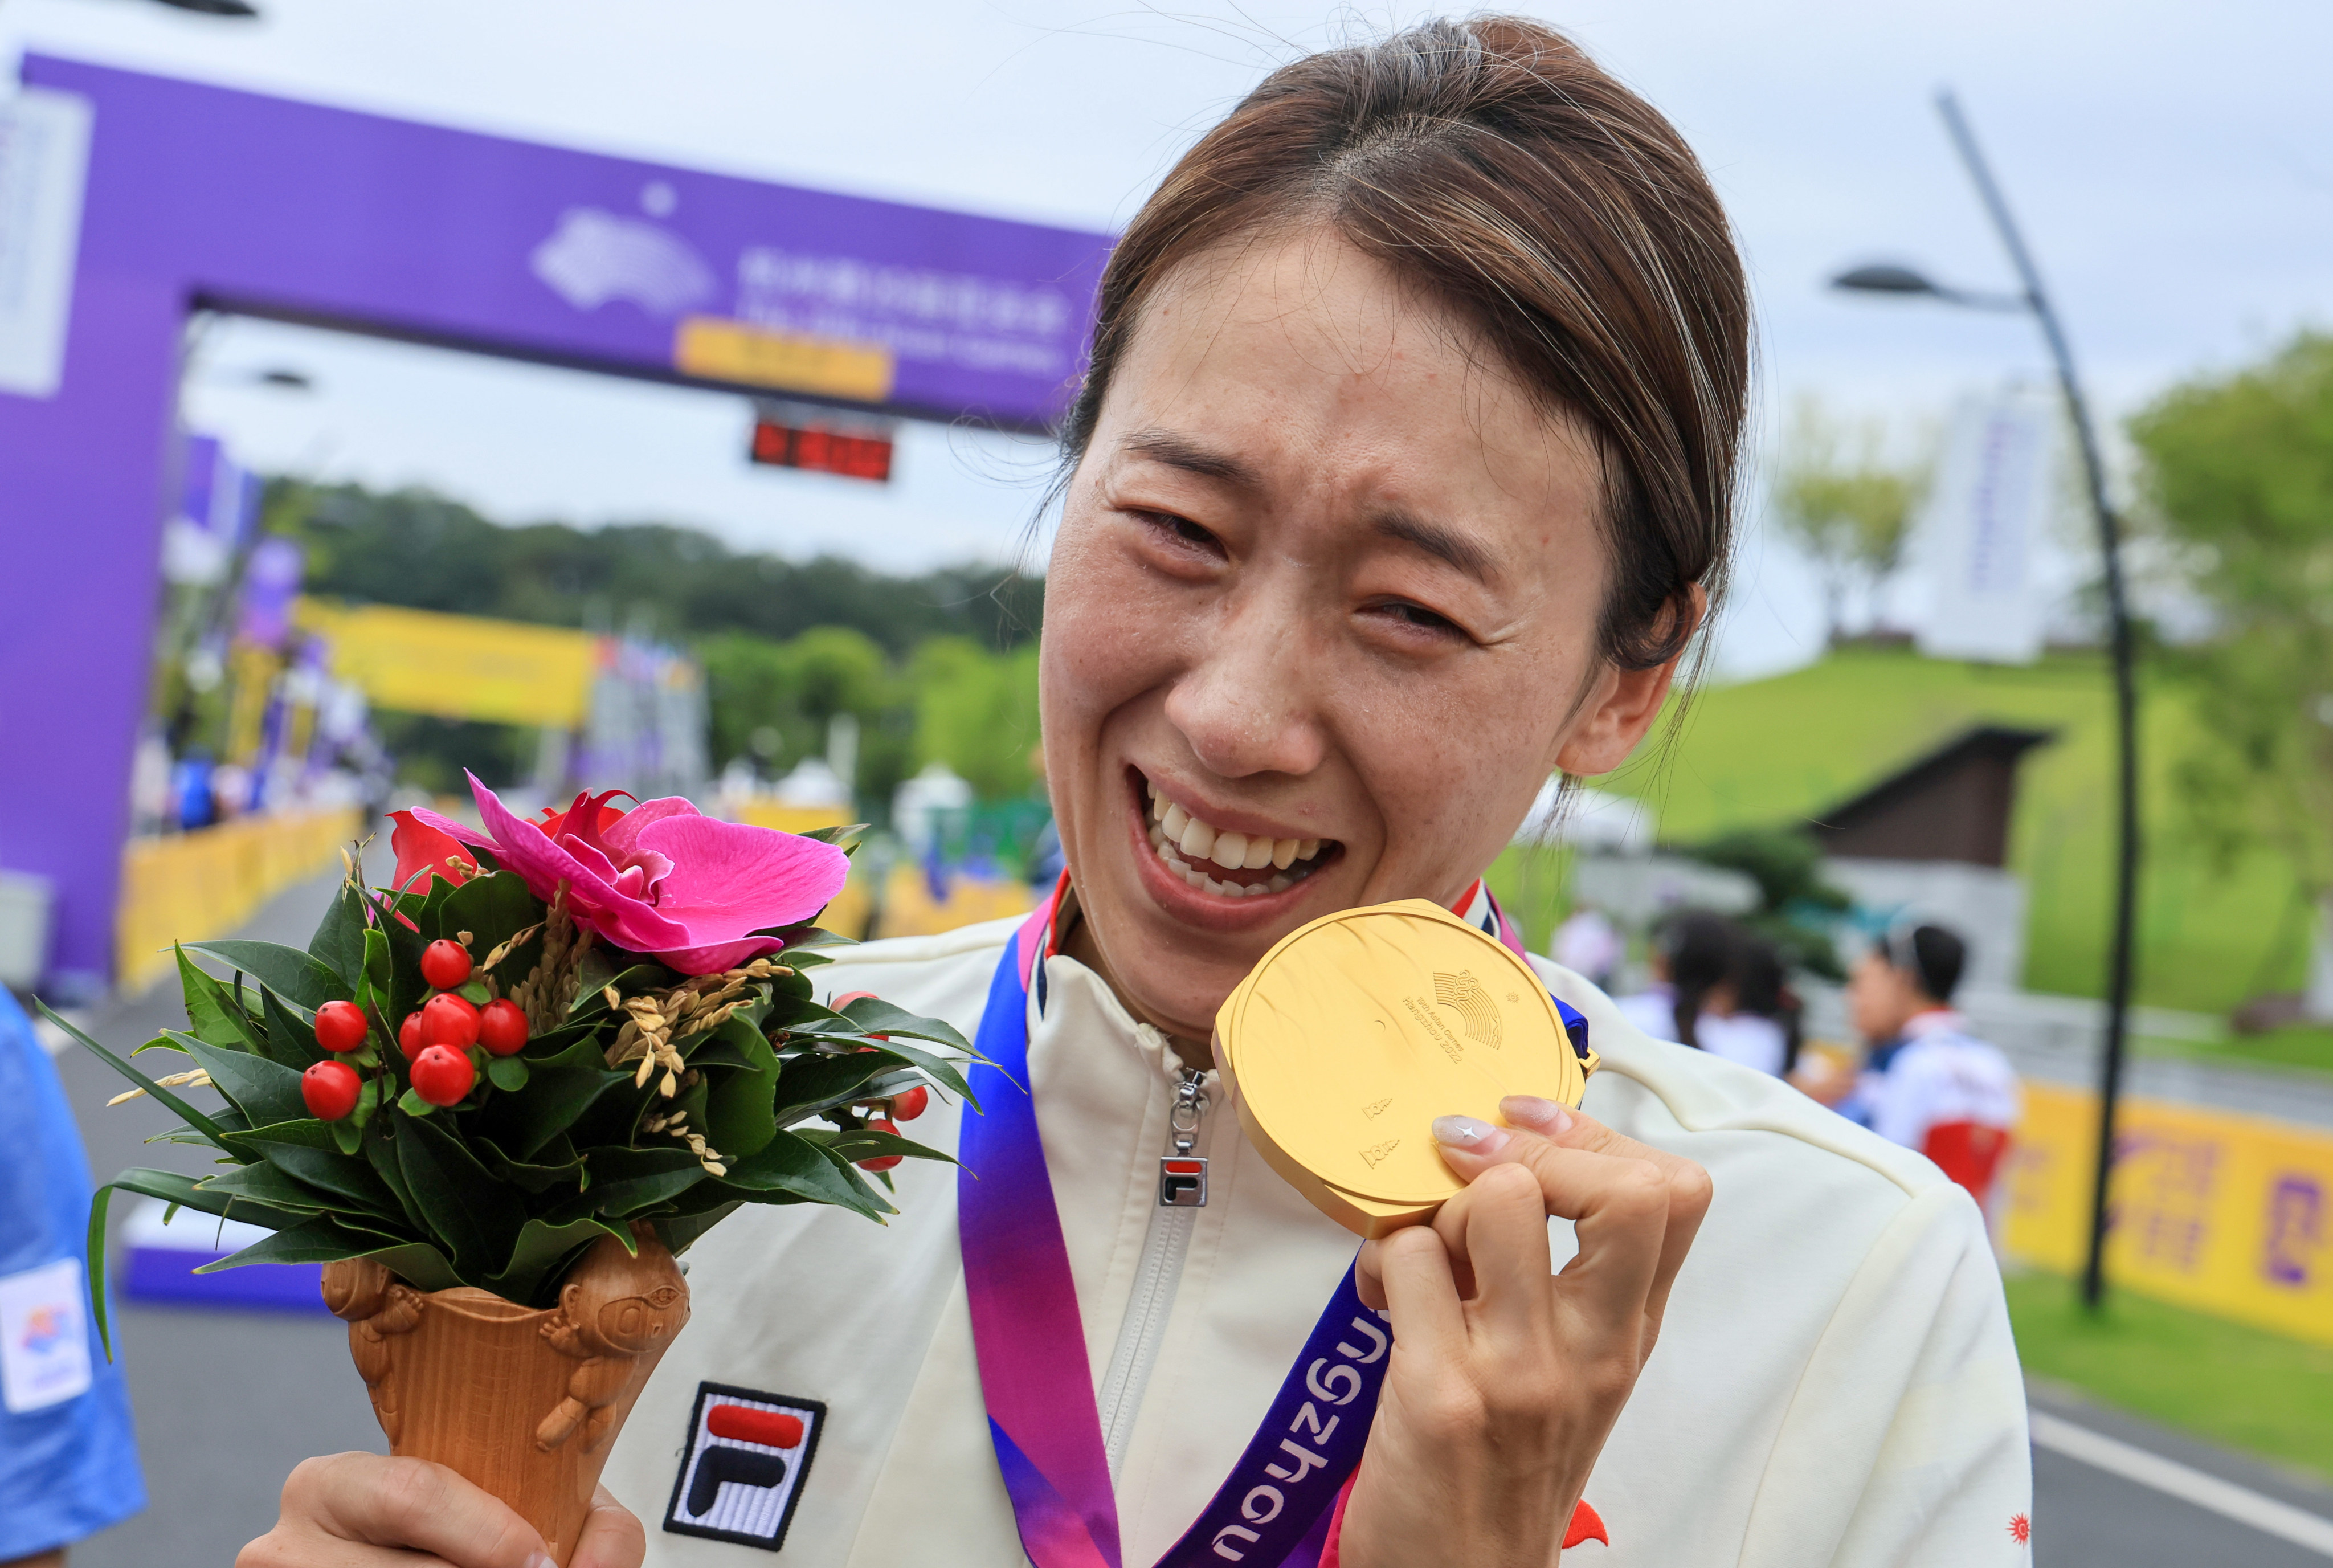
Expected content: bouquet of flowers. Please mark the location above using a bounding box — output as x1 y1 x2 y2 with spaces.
43 776 974 1561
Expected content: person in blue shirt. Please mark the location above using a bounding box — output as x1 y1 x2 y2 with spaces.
0 988 145 1566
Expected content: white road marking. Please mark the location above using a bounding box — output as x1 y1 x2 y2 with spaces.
2032 1410 2333 1557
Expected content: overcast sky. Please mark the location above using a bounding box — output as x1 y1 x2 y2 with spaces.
8 0 2329 677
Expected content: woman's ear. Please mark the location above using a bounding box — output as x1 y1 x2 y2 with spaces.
1551 585 1705 777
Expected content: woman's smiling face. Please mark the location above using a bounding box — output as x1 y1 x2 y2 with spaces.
1041 228 1690 1041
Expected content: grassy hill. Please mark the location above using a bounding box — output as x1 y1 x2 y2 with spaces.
1566 645 2303 1016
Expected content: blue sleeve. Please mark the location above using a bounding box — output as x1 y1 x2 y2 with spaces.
0 990 148 1556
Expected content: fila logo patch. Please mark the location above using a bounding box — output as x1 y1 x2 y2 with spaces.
661 1382 826 1551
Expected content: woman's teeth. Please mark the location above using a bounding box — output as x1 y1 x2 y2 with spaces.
1145 781 1325 899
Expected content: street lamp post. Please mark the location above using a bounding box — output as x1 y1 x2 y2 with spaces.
1831 89 2140 1313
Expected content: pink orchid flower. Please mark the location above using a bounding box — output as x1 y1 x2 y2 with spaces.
401 774 849 976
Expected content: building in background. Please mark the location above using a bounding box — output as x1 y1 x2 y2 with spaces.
1808 724 2056 994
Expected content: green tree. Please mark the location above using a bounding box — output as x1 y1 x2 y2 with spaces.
698 627 913 807
1769 397 1927 646
284 480 1043 654
2129 332 2333 901
910 638 1043 801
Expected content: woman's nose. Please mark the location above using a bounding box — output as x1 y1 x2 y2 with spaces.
1161 595 1326 781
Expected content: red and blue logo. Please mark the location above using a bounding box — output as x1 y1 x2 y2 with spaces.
661 1382 825 1552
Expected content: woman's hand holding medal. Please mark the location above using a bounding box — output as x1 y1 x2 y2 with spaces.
1346 1097 1712 1567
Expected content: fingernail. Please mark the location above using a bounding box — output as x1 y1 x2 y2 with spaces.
1432 1114 1508 1154
1501 1095 1572 1135
529 1555 558 1568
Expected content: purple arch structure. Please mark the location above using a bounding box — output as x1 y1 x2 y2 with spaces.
0 54 1109 995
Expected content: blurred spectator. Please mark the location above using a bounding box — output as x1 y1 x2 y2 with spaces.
1619 913 1796 1075
0 991 146 1563
1616 910 1734 1049
1844 922 2020 1205
1551 903 1621 988
1707 931 1798 1077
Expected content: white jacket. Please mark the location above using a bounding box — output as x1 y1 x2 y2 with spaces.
602 918 2032 1565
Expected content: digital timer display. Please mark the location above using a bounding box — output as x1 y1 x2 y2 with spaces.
749 415 894 483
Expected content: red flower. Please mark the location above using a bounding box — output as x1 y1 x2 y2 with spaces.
388 809 481 895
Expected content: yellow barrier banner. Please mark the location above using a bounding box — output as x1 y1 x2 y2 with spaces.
117 808 362 993
2005 1078 2333 1346
873 865 1034 941
295 599 596 728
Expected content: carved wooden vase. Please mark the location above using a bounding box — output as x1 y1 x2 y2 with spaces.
321 1226 690 1566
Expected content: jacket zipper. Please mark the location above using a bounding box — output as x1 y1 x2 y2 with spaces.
1097 1063 1210 1479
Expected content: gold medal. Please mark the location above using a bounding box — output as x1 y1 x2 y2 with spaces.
1213 899 1596 1237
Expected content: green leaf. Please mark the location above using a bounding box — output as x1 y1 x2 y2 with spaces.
722 1129 892 1219
653 1199 743 1258
702 1018 781 1161
482 1218 628 1308
223 1116 337 1154
798 822 869 850
196 1162 342 1212
331 1118 363 1155
258 987 329 1071
520 1022 607 1069
435 871 541 960
309 876 373 991
42 1002 232 1149
358 1239 461 1292
398 1088 436 1117
570 946 619 1012
174 946 268 1054
837 996 975 1055
470 1134 583 1194
818 1124 955 1167
845 1032 978 1106
185 940 349 1011
195 1214 403 1272
362 925 394 1014
239 1129 407 1224
178 1035 309 1127
362 1122 428 1233
551 1145 705 1222
87 1184 116 1359
767 1050 897 1118
392 1112 528 1279
103 1166 308 1232
491 1064 628 1159
485 1055 530 1092
563 963 667 1023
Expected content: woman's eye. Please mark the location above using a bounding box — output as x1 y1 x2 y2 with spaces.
1134 509 1224 556
1367 599 1464 638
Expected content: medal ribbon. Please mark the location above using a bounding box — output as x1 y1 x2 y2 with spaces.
957 881 1582 1568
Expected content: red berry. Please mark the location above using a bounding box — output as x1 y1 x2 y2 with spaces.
314 999 369 1054
301 1060 362 1121
419 993 480 1050
398 1012 423 1059
409 1044 476 1107
857 1116 903 1171
478 998 529 1057
419 939 473 991
890 1085 929 1122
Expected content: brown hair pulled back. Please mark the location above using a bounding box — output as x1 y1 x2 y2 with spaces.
1060 15 1750 671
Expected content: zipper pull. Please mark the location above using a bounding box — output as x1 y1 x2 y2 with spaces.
1158 1067 1209 1208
